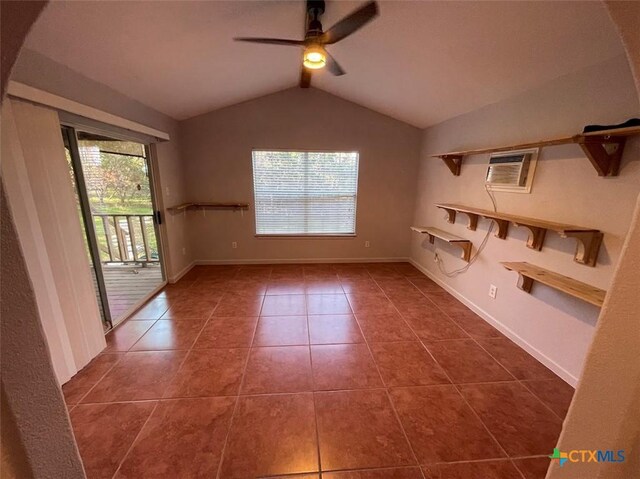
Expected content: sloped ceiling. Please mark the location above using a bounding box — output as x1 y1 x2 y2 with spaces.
24 1 624 127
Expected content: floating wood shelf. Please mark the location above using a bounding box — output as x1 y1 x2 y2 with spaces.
435 203 603 266
167 202 249 212
432 125 640 177
501 262 606 307
411 226 472 262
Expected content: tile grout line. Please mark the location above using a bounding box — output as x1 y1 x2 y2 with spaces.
106 318 158 353
67 354 126 407
370 272 521 474
457 315 568 424
307 309 324 477
518 378 567 423
214 292 259 479
78 318 177 406
350 270 424 473
298 269 323 476
81 264 552 478
110 400 160 479
421 454 549 466
104 273 209 476
302 267 327 479
418 344 519 473
188 313 215 350
440 378 528 477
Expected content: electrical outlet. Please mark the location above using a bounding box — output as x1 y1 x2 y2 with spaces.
165 186 171 197
232 241 238 249
182 247 186 255
364 241 370 248
489 284 497 299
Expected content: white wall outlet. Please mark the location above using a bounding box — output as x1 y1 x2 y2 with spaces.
182 247 186 255
165 186 171 197
489 284 498 299
232 241 238 249
364 241 370 248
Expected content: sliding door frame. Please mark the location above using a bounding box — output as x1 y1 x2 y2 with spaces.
144 144 168 283
62 124 169 328
62 126 113 328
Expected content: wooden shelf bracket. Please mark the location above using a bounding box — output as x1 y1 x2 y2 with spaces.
515 273 535 293
437 204 508 238
434 203 603 266
440 206 457 224
431 124 639 177
512 222 547 251
460 212 479 231
560 231 604 267
439 155 463 176
490 218 510 239
577 135 626 177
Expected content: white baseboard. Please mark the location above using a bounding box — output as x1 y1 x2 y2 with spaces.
168 257 408 279
168 261 195 283
194 257 409 265
409 258 578 387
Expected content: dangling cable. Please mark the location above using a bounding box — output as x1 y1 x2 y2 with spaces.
435 185 498 277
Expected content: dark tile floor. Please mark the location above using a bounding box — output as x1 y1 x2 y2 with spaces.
63 262 575 479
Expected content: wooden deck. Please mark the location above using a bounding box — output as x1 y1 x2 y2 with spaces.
93 264 164 323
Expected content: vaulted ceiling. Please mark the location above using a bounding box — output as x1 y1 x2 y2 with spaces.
25 1 624 127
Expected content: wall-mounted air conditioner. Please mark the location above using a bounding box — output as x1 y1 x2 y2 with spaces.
485 148 538 193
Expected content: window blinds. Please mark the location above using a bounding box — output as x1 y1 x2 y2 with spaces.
252 150 359 235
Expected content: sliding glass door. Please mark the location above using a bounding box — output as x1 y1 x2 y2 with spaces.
62 126 166 329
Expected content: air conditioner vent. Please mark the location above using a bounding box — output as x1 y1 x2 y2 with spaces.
485 149 537 193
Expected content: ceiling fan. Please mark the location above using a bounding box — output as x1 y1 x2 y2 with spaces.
234 0 379 88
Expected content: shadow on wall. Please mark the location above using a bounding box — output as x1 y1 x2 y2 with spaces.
417 233 601 328
1 388 32 477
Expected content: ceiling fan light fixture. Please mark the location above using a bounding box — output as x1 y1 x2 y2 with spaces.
303 46 326 69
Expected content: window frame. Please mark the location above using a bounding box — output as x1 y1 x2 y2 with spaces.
251 149 360 238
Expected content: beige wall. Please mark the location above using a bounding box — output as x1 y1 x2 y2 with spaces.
12 49 192 281
548 3 640 477
411 54 640 385
179 87 421 263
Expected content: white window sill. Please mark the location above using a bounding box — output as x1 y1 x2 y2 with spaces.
255 234 357 239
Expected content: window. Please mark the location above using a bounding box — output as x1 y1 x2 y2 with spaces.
252 150 359 235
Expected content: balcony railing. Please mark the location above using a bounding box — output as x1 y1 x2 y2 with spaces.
92 214 158 264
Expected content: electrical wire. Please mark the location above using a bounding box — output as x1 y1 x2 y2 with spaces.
435 185 498 277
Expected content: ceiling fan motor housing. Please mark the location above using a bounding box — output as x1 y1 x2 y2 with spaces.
306 0 325 39
307 0 326 16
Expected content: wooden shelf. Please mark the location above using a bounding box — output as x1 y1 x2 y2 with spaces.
432 125 640 177
501 262 606 307
435 203 603 266
167 202 249 213
411 226 472 262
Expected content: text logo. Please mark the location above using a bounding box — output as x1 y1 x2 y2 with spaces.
549 448 625 467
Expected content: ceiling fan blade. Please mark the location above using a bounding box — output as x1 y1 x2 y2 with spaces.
319 1 379 45
234 37 305 46
300 67 312 88
325 51 346 76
